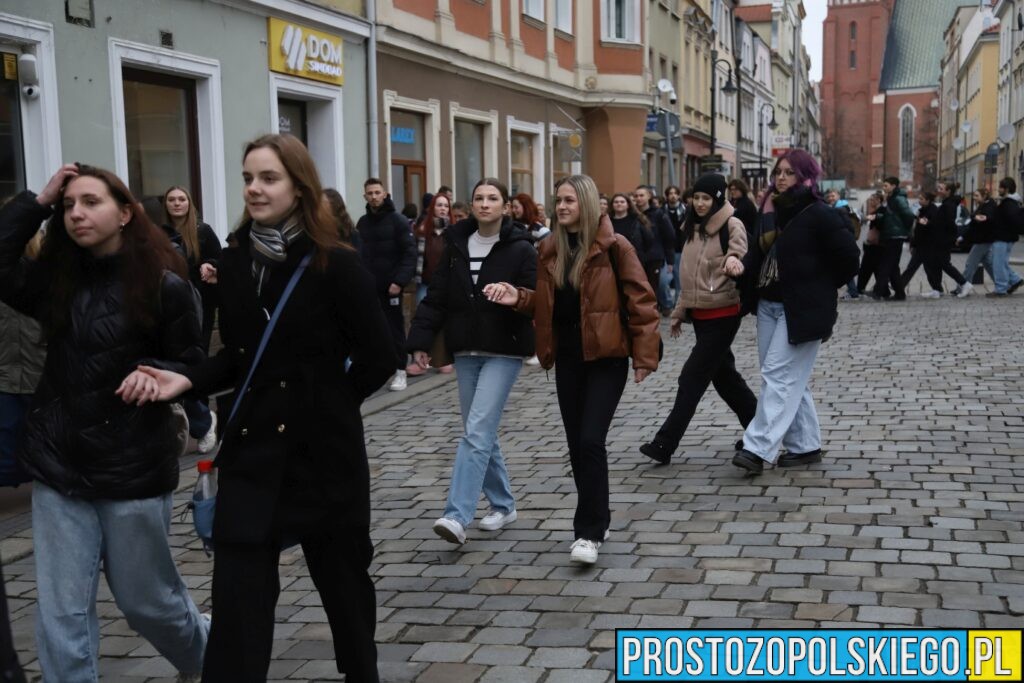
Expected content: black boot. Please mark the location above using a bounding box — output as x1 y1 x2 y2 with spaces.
777 449 822 467
640 441 672 465
731 449 764 474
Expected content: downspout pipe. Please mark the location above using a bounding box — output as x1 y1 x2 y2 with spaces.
367 0 380 177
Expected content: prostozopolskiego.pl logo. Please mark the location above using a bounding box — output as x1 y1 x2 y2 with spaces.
280 24 342 78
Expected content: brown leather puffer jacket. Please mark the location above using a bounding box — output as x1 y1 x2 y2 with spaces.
514 216 661 371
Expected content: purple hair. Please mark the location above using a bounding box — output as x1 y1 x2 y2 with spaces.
759 148 823 211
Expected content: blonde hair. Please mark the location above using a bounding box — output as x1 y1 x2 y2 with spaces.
163 186 201 262
553 175 601 289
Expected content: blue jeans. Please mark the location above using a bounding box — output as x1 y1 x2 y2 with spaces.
962 243 995 284
990 241 1023 293
184 399 212 439
32 483 208 682
658 264 674 310
443 355 522 526
671 251 682 307
742 301 822 464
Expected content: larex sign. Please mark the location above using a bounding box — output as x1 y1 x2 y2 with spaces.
268 18 345 86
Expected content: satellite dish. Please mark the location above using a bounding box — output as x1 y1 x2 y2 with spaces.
949 98 960 111
998 123 1015 144
961 121 972 134
657 78 675 94
952 138 965 151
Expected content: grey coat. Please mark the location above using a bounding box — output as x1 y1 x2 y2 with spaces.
0 292 45 395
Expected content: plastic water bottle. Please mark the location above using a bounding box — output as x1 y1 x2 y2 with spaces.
192 460 217 554
194 460 217 500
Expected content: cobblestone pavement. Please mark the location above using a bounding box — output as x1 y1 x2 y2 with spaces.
5 262 1024 681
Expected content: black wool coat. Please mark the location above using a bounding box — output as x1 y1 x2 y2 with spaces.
962 200 997 245
184 224 395 544
610 214 653 261
162 221 223 340
740 193 860 345
406 217 537 358
356 197 417 294
642 206 677 266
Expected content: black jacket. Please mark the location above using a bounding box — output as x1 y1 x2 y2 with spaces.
0 191 203 500
642 206 676 266
183 225 395 543
664 202 686 252
962 199 997 245
731 196 759 242
935 194 963 247
994 195 1022 243
407 217 537 358
162 221 223 340
910 203 941 250
356 196 417 294
740 190 860 344
610 214 652 261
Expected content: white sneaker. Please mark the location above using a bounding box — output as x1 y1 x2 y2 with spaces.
956 282 973 298
388 370 407 391
432 517 466 544
525 355 541 366
570 538 600 564
197 411 218 454
479 508 517 531
920 290 942 299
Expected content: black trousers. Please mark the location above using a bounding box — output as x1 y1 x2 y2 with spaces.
379 292 407 371
202 526 379 683
555 348 628 543
856 244 882 294
644 263 662 304
873 239 906 299
898 248 925 291
923 247 966 291
654 315 757 453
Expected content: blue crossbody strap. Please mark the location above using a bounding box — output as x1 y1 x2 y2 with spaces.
226 252 312 426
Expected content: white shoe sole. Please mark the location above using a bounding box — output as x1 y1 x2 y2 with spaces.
479 509 517 531
432 520 465 544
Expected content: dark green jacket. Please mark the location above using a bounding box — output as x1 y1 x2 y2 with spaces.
879 188 914 240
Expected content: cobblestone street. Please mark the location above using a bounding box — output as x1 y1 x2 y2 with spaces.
4 272 1024 681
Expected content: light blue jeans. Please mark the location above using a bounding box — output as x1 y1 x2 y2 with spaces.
32 482 208 682
990 241 1023 294
671 251 682 307
658 263 674 310
962 243 995 284
443 355 522 526
742 301 822 464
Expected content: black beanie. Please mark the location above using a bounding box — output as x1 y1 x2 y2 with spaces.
692 173 728 210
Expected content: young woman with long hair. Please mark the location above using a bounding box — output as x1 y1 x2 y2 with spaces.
487 175 660 565
406 178 537 545
511 192 550 243
408 193 455 375
640 173 757 465
608 192 653 259
323 187 361 251
0 164 208 682
132 134 396 682
727 150 859 474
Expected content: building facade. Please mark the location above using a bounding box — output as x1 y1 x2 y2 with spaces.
734 16 774 188
995 0 1024 186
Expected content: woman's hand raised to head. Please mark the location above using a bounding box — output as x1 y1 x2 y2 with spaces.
482 282 519 306
36 164 79 207
116 365 192 405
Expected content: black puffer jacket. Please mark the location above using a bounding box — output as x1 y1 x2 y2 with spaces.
356 196 417 294
642 206 677 266
610 214 652 260
994 195 1022 243
407 217 537 358
0 192 203 500
962 199 997 245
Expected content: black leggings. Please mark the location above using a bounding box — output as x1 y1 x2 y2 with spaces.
873 239 906 299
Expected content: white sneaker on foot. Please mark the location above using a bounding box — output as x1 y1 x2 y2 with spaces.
197 411 218 454
479 508 517 531
388 370 407 391
956 282 973 298
569 538 600 564
920 290 942 299
525 355 541 366
432 517 466 544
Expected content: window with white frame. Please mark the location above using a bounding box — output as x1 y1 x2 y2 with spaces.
602 0 640 42
454 120 485 203
899 105 915 175
524 0 544 21
510 131 535 197
555 0 572 33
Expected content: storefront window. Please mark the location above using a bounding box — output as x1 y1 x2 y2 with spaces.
390 109 426 209
552 133 572 185
510 131 534 196
278 99 308 145
122 67 201 210
0 52 25 199
454 120 484 202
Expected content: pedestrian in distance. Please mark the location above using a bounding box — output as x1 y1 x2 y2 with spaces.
162 185 223 453
608 192 653 260
486 174 661 565
451 201 470 224
871 176 915 301
640 173 758 465
512 192 551 244
633 185 676 315
0 164 209 683
825 189 861 300
855 192 885 298
728 149 859 474
729 178 759 242
356 177 418 391
132 134 396 682
406 178 538 546
323 188 362 252
989 177 1024 297
409 193 455 375
957 188 998 289
927 181 971 297
898 191 944 298
663 185 686 309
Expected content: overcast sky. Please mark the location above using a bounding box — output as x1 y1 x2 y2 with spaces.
802 0 827 82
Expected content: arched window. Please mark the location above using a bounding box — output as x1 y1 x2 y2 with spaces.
899 105 916 178
850 22 857 40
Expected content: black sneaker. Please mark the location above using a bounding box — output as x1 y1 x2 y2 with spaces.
777 449 823 467
735 439 745 452
731 449 764 474
1008 280 1023 295
640 441 672 465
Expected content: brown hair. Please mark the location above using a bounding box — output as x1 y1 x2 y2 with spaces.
162 185 200 262
323 188 356 248
512 193 540 226
39 165 187 336
241 134 338 268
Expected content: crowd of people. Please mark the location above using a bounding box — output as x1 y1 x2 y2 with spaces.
0 132 1021 682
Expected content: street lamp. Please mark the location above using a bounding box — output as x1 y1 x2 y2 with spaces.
758 103 778 189
709 49 737 157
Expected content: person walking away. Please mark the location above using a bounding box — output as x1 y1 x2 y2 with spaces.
486 175 660 565
898 192 944 297
871 177 914 300
640 174 757 464
135 134 396 682
407 178 537 545
928 181 971 297
0 164 209 683
957 188 998 289
728 150 859 473
634 185 676 316
729 178 758 242
990 177 1024 297
162 186 222 452
663 185 686 309
357 177 417 391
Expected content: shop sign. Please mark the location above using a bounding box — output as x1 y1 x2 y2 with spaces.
2 53 16 81
268 18 344 86
391 127 415 145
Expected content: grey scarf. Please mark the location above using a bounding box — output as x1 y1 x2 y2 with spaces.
250 214 304 295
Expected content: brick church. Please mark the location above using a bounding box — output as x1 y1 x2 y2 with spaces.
821 0 968 191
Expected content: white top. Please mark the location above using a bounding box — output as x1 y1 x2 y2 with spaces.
468 231 500 284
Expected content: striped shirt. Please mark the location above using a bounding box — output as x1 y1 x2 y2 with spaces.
468 231 500 284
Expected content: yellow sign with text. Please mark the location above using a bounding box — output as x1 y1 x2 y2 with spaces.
268 18 344 86
968 630 1022 681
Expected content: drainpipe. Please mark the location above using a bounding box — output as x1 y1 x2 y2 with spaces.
367 0 380 177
